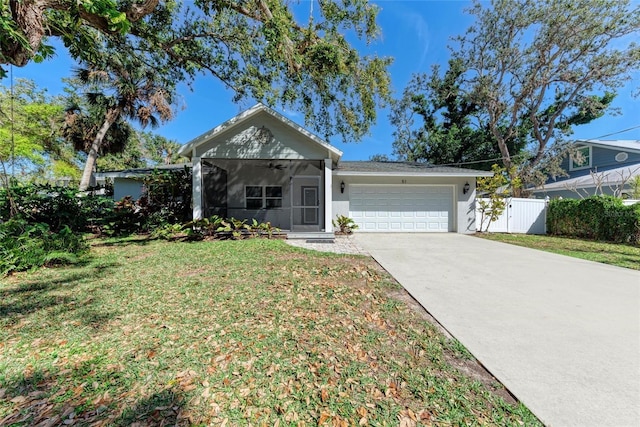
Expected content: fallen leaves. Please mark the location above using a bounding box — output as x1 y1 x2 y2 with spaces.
0 240 541 426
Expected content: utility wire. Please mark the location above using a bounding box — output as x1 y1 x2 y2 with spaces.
584 124 640 140
418 126 640 168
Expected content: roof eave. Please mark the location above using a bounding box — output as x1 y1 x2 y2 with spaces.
177 104 342 160
333 171 493 177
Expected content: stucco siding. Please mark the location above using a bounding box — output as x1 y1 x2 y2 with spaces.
195 112 332 160
331 175 477 234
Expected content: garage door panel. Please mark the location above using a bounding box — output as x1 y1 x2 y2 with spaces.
349 185 453 232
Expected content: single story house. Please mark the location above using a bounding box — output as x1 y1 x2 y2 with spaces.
95 163 189 201
98 104 493 235
173 104 492 235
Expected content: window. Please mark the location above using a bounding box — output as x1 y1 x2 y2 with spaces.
265 186 283 208
245 186 263 209
245 185 283 209
570 146 591 170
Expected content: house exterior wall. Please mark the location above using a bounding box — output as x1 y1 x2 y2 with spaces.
202 159 324 230
195 112 334 161
537 186 631 200
555 145 640 181
331 175 477 234
113 178 144 200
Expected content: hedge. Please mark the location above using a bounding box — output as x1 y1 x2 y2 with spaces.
547 196 640 244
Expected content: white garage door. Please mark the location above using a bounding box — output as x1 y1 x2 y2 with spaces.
349 185 453 232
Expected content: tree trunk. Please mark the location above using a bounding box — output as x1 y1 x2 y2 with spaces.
78 108 120 191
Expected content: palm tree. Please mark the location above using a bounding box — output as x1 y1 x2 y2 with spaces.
72 57 174 190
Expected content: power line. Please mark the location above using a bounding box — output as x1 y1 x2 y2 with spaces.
585 124 640 140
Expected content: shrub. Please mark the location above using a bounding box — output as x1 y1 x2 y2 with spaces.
547 196 640 244
0 182 116 233
332 215 359 234
0 218 88 275
142 167 192 227
154 216 281 241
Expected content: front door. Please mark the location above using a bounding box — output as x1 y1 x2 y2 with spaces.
302 186 318 225
291 176 321 232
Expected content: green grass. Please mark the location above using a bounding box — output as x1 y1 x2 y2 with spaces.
1 238 541 426
477 233 640 270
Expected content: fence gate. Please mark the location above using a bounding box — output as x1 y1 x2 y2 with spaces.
476 198 547 234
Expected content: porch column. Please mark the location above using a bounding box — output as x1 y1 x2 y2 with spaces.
192 157 202 219
324 158 333 232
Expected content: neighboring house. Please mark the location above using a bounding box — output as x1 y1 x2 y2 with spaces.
533 140 640 199
96 164 190 201
104 104 493 234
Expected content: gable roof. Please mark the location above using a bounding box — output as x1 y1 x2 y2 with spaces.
576 139 640 153
177 104 342 160
335 161 494 177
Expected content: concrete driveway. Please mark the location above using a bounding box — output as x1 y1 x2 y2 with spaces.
354 233 640 427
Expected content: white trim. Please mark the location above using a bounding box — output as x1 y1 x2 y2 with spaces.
577 139 640 154
324 158 333 232
178 104 342 159
615 152 629 162
192 158 202 219
244 184 283 209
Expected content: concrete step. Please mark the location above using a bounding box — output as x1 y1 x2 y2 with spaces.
286 232 335 241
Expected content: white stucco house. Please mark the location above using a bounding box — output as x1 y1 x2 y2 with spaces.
171 104 492 235
98 104 493 235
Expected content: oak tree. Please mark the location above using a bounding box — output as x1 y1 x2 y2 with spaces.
1 0 391 143
455 0 639 194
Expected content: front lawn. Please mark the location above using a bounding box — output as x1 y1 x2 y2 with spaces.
477 233 640 270
1 238 540 426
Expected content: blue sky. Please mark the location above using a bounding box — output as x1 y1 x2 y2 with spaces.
6 0 640 160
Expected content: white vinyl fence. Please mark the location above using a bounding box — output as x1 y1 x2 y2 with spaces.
476 198 639 234
476 198 548 234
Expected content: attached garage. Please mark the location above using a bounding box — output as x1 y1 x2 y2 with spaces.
332 161 493 234
349 185 453 232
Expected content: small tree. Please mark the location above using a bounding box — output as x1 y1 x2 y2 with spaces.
476 164 517 232
631 176 640 199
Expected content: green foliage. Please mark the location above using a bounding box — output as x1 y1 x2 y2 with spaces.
332 214 359 234
451 0 639 191
547 196 640 244
390 59 505 169
0 219 88 275
0 181 116 234
141 167 192 226
476 165 511 232
0 79 77 178
155 216 281 241
0 183 84 231
100 196 144 236
2 0 391 143
630 176 640 199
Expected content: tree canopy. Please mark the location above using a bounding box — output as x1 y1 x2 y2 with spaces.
390 0 639 194
0 78 77 178
0 0 392 143
456 0 639 192
390 59 510 170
